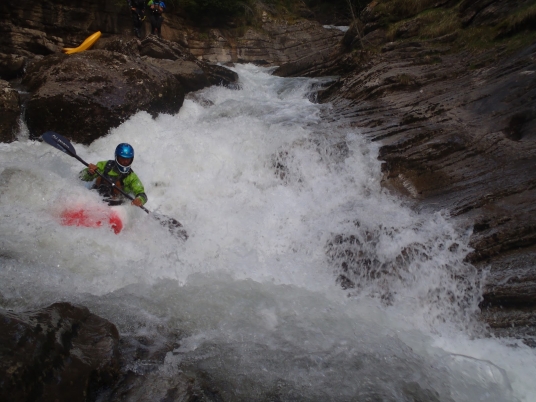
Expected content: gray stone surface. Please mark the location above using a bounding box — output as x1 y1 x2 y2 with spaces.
0 79 20 142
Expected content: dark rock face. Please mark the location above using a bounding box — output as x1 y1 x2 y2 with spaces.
317 33 536 338
22 49 185 144
0 80 20 142
0 302 120 401
0 303 227 401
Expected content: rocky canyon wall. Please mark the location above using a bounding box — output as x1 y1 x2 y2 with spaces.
0 0 343 142
302 0 536 343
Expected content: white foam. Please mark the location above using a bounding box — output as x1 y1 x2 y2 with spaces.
0 64 534 401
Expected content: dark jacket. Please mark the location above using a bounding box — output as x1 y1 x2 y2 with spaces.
128 0 145 10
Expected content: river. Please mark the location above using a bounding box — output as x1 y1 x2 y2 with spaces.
1 64 535 401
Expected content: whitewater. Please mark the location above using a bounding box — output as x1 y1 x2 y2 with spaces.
1 64 535 401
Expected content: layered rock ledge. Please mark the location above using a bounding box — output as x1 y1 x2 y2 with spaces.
298 1 536 342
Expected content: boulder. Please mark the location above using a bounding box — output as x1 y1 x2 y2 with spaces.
139 36 239 91
22 49 185 144
0 302 120 401
95 36 142 58
0 80 20 143
97 36 239 93
144 57 235 93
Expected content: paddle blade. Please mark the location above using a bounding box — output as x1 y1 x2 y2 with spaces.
153 213 188 241
42 131 77 156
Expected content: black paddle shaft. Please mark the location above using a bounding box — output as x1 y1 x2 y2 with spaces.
74 153 151 213
42 131 150 213
41 131 188 240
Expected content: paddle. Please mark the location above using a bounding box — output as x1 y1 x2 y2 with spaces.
41 131 188 241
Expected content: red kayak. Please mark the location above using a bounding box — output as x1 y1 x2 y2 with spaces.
60 205 127 234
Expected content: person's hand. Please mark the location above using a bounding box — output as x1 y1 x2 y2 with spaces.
131 7 136 10
131 197 143 207
88 163 98 175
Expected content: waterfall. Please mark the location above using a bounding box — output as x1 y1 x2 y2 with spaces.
0 64 534 401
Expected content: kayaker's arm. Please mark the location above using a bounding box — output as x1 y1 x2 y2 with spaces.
124 172 148 206
79 161 107 181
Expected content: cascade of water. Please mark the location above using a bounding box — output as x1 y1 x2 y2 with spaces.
0 64 534 401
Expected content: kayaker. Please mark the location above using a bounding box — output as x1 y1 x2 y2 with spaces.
127 0 146 38
79 143 148 207
147 0 165 38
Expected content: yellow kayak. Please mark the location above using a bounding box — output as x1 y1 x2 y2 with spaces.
62 31 101 55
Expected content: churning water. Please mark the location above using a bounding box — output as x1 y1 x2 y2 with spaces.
1 64 535 401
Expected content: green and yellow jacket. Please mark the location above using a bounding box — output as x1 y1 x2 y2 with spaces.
79 160 148 205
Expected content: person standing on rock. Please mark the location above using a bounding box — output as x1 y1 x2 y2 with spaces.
79 143 148 207
127 0 146 38
147 1 165 38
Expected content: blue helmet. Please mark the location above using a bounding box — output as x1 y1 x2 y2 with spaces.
115 143 134 174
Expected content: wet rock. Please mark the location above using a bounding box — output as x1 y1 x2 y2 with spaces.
22 49 184 144
139 36 239 91
103 334 218 401
144 58 209 92
145 57 238 92
0 80 20 143
0 302 120 401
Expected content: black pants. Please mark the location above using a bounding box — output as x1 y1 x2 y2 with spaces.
131 9 144 36
95 184 125 206
149 14 163 36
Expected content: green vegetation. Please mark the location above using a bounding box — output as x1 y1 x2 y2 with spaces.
365 0 536 58
496 2 536 38
417 8 460 40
